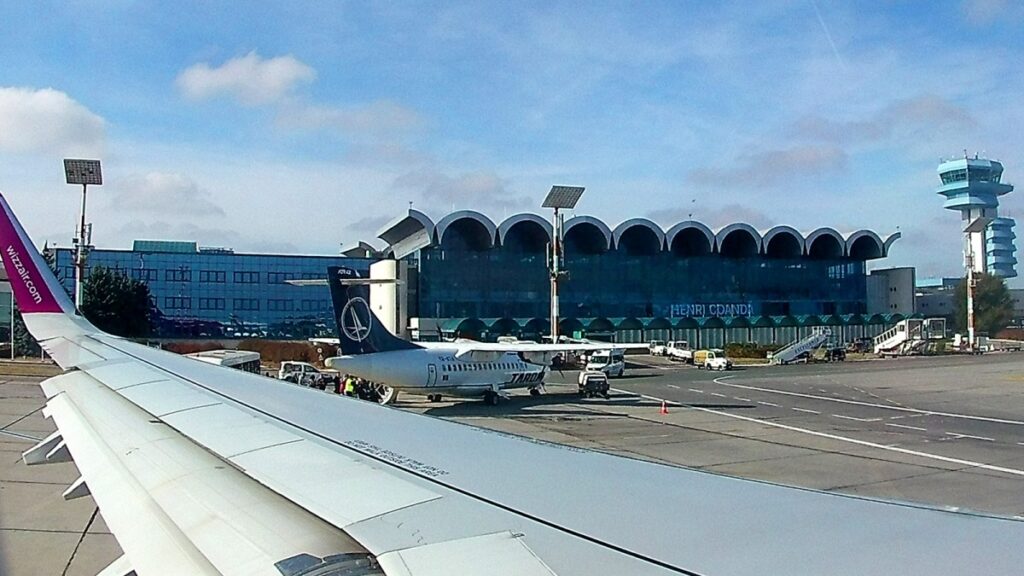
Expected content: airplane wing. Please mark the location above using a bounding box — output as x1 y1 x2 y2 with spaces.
4 191 1024 576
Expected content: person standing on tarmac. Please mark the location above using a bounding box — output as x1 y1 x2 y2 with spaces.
344 376 356 397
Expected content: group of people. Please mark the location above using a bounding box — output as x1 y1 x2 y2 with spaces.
335 374 383 402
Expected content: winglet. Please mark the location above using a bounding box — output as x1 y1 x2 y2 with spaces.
0 193 76 316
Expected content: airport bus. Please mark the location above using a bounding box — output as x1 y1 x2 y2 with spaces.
187 349 262 373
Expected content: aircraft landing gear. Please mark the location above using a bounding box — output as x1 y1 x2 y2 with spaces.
529 388 541 397
483 391 500 406
428 394 442 403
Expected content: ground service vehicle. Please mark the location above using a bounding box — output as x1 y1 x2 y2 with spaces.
667 340 693 363
578 370 611 398
279 361 324 385
585 349 625 377
649 340 667 355
187 349 261 373
694 348 733 371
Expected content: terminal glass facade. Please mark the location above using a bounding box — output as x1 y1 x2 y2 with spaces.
419 249 865 320
54 244 371 339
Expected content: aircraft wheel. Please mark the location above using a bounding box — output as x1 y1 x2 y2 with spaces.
428 394 442 403
484 391 499 406
530 388 541 397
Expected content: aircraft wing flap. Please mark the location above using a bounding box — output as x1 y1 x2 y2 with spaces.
230 439 442 527
117 379 221 417
377 531 556 576
43 369 367 576
162 403 304 459
38 336 106 368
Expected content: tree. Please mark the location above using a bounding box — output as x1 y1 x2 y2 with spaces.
81 266 154 337
954 273 1014 336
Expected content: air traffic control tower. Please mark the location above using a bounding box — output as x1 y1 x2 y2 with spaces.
937 155 1017 278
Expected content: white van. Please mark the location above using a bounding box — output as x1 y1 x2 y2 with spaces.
586 349 625 377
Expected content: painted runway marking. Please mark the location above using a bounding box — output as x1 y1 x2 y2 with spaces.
709 392 726 398
0 429 41 442
735 397 752 402
945 432 994 442
757 401 780 407
792 407 820 414
886 423 927 432
688 388 704 394
833 414 882 423
667 384 680 389
713 376 1024 426
611 387 1024 478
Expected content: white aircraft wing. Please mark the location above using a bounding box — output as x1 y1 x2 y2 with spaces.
4 192 1024 576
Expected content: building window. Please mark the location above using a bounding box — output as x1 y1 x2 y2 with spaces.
199 270 227 283
199 298 225 310
267 299 295 311
166 269 192 282
164 296 191 309
131 268 159 282
267 272 297 284
233 298 260 311
233 271 260 284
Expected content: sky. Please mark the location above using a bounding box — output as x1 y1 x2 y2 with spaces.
1 0 1023 282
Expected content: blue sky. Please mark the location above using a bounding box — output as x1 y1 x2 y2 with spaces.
1 1 1023 281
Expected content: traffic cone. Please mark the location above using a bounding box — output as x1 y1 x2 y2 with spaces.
660 400 668 415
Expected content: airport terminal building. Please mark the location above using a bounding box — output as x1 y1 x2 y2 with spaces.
50 210 901 347
51 241 371 339
376 209 902 347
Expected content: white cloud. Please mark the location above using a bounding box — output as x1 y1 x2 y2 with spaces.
176 51 316 106
0 87 105 155
107 172 225 217
793 95 976 145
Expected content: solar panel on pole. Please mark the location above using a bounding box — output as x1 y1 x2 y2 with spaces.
542 186 585 209
64 159 103 185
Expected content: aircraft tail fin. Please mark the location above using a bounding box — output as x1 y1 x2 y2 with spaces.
326 266 419 355
0 193 92 340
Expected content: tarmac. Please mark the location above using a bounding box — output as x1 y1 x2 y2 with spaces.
3 352 1024 574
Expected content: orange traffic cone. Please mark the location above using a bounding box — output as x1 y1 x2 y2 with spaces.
660 400 668 415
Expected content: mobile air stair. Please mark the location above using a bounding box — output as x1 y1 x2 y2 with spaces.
873 318 946 356
770 328 832 365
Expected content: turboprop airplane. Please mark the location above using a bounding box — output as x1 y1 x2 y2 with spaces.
323 266 641 405
4 191 1024 576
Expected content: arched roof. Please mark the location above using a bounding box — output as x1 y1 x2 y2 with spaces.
612 218 665 252
497 213 553 246
761 225 806 255
434 210 497 248
805 227 845 258
665 221 716 252
843 229 884 259
883 232 901 257
563 216 613 252
846 230 884 259
716 223 762 256
377 208 436 260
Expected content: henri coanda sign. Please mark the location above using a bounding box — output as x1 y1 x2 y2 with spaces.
669 302 755 318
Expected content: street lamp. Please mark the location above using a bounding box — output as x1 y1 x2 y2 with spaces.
64 159 102 308
541 185 585 342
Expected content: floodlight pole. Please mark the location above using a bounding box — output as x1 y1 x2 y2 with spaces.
966 234 976 351
75 183 89 307
64 159 102 309
550 207 562 342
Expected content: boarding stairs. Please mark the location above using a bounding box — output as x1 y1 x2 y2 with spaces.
770 328 831 365
873 319 925 356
